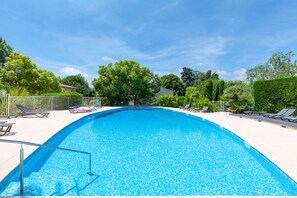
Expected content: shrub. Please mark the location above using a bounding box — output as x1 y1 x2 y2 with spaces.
156 95 186 107
156 95 217 112
191 98 217 112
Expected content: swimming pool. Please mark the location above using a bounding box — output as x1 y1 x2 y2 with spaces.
1 107 297 195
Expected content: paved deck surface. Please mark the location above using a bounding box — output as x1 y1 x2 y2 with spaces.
1 107 297 187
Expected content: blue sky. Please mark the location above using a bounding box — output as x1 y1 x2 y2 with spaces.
1 0 297 84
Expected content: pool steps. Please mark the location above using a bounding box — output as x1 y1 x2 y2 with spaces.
0 171 98 196
0 139 93 195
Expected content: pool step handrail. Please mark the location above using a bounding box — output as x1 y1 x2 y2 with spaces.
0 139 93 195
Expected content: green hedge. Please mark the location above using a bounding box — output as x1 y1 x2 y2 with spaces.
254 77 297 113
156 95 217 112
156 96 187 107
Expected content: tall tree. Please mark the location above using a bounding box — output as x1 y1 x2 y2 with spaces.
92 60 156 105
181 67 194 87
160 74 186 96
61 74 94 96
246 51 297 83
192 70 219 86
0 37 13 68
150 74 161 94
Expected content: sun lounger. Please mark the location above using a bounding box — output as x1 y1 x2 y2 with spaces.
180 104 190 111
190 107 200 112
16 104 49 118
281 115 297 122
201 106 209 113
262 108 288 118
0 122 15 136
273 109 295 119
70 106 96 113
243 111 266 115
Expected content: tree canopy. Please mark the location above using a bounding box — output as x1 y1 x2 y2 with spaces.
61 74 94 96
92 60 158 105
246 51 297 83
181 67 194 87
0 52 61 94
160 74 185 96
0 36 13 68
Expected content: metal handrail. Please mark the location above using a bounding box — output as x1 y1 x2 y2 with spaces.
0 139 93 194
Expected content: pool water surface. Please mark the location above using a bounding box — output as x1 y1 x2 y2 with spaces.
1 108 297 196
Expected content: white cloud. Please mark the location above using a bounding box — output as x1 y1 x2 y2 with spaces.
217 68 247 81
102 56 116 63
33 57 94 84
60 67 90 78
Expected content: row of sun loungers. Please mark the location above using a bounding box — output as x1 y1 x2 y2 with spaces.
243 108 297 122
1 103 102 135
180 105 209 113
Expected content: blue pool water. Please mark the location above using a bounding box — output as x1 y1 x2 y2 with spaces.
1 108 297 196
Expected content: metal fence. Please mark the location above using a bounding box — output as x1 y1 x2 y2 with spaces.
0 95 101 117
211 101 226 112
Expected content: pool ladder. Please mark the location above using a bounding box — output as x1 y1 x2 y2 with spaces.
0 139 93 195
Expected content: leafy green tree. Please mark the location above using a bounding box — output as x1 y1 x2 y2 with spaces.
185 87 200 105
205 70 219 80
185 87 200 99
33 70 62 94
198 79 224 101
246 51 297 83
92 60 156 105
150 74 161 94
0 52 61 94
198 79 213 100
0 37 13 68
192 71 206 86
61 74 94 96
181 67 194 87
160 74 186 96
192 70 219 86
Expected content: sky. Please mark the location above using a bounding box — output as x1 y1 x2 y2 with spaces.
1 0 297 84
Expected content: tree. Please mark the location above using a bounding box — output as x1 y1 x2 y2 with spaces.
61 74 94 96
220 81 254 113
160 74 186 96
0 37 13 68
185 87 200 105
33 70 62 94
205 70 219 80
0 52 61 94
246 51 297 83
181 67 194 87
92 60 156 105
150 74 161 94
197 79 224 101
198 79 213 100
192 70 219 86
185 87 200 99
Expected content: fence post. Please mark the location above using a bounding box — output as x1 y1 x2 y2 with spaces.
51 96 53 111
7 94 10 118
33 96 35 111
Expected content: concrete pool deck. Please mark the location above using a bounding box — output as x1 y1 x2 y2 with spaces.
0 106 297 186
